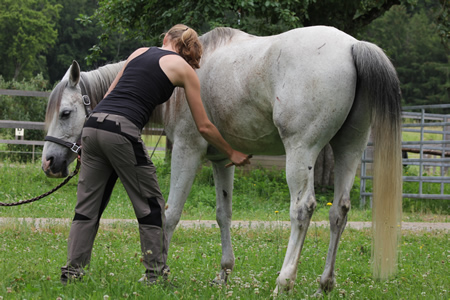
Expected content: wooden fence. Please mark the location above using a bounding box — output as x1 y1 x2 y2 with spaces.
0 89 286 169
0 90 50 161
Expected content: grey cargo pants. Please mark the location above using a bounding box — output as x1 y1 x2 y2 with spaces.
64 113 168 277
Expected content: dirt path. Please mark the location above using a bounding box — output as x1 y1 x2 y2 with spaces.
0 217 448 231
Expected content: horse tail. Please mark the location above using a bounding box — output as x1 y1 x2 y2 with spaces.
352 41 403 280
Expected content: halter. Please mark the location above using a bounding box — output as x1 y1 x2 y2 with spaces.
44 93 92 155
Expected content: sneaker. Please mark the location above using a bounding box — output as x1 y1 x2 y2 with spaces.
138 269 176 288
60 266 85 285
138 273 159 285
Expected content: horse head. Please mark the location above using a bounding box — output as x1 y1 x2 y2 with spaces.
41 61 88 177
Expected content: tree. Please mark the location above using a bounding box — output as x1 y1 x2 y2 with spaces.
361 2 449 108
0 0 61 81
45 0 140 83
82 0 416 64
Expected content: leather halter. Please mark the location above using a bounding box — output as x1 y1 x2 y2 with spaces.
44 92 92 155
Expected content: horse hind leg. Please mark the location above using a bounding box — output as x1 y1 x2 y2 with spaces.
317 100 371 294
274 146 319 295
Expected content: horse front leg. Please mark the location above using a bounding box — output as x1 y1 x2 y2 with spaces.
274 150 317 295
164 143 203 244
211 160 236 283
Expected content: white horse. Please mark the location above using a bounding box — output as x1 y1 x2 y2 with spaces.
42 26 402 295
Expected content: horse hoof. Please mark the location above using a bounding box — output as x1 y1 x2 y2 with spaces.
313 289 324 298
319 277 335 293
210 273 226 286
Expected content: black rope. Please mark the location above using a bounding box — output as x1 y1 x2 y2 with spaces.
0 160 81 207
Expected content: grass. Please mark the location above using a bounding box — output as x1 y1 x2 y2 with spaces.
0 155 448 298
0 220 448 299
0 157 448 222
402 126 445 143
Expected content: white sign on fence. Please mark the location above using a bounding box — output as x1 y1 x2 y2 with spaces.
15 128 24 137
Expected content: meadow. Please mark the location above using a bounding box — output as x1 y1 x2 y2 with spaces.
0 153 448 222
0 219 448 299
0 152 448 299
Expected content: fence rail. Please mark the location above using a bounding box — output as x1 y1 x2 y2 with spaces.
0 89 50 98
0 90 286 170
360 104 450 205
2 90 449 201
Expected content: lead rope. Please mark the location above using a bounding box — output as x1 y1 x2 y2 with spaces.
149 128 165 159
2 92 91 207
0 160 81 207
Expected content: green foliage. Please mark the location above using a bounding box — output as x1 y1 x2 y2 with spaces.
0 0 61 80
45 0 139 82
83 0 411 63
0 0 139 83
0 75 49 161
360 2 449 108
435 0 449 49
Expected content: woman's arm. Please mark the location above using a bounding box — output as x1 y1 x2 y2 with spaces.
160 55 251 167
184 74 251 166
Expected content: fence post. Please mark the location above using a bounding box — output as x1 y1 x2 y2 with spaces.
445 115 449 174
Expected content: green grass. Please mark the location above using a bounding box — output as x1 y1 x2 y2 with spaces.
0 220 448 299
0 158 448 222
402 128 444 143
0 157 448 298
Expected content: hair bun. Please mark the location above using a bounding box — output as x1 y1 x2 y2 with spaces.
166 24 203 69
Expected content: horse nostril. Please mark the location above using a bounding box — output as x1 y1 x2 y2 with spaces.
43 157 53 171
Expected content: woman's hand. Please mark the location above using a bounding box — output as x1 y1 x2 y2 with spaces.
226 153 252 168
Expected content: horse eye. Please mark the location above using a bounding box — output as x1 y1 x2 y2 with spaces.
60 110 71 119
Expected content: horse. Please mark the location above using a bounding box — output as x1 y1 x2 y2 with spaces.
41 26 403 295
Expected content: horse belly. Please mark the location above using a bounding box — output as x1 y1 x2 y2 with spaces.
199 47 285 155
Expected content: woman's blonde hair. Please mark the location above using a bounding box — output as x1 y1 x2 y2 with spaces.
165 24 203 69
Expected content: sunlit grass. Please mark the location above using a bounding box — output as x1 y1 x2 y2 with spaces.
1 155 448 298
0 220 448 299
402 127 444 142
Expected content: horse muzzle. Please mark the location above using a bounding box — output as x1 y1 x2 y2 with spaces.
42 158 69 178
42 135 81 178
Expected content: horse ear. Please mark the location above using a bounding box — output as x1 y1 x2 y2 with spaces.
69 60 81 87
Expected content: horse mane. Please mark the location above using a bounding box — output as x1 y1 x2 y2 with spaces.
80 61 125 106
199 27 254 55
45 61 125 129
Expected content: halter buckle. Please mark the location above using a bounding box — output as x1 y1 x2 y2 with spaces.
70 143 81 154
82 95 91 106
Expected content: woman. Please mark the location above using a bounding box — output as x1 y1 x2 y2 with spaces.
61 24 251 284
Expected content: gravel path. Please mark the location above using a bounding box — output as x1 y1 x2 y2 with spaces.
0 217 448 231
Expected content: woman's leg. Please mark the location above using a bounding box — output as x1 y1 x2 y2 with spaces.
62 127 117 282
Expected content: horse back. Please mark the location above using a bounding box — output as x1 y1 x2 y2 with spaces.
194 26 358 154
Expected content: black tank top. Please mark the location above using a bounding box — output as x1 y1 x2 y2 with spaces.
93 47 178 129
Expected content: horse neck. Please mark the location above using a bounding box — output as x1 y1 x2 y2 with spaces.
80 61 125 108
